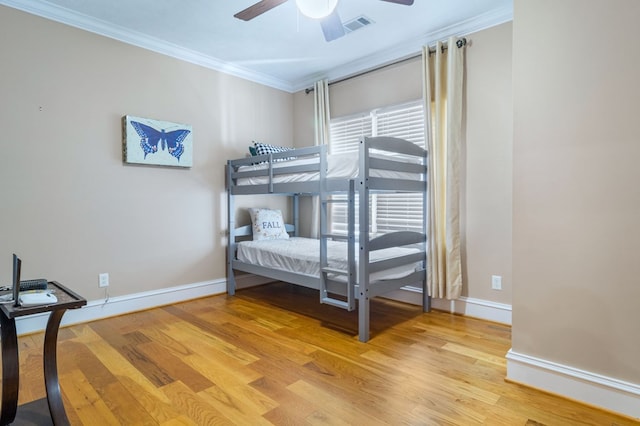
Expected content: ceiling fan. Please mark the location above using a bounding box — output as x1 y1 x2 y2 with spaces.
234 0 415 42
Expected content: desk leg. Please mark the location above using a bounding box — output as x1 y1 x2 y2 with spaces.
44 309 70 426
0 314 19 426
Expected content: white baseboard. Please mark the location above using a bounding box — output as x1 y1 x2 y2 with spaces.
506 350 640 420
384 287 512 325
18 280 511 336
16 278 227 336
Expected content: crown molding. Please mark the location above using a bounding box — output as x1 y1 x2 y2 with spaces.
290 3 514 92
1 0 512 94
0 0 296 92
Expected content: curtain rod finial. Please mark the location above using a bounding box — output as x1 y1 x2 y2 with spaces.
456 38 467 48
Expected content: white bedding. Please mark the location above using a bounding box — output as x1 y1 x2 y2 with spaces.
236 153 422 185
236 237 421 282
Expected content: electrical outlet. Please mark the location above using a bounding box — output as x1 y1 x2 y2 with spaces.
491 275 502 290
99 273 109 288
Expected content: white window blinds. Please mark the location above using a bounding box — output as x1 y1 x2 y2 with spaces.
329 112 372 155
329 100 426 235
376 101 426 148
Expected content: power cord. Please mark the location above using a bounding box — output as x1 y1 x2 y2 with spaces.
101 287 110 308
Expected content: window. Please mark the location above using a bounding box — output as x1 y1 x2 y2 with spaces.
329 100 426 235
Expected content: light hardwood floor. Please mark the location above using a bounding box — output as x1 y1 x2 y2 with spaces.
13 282 638 425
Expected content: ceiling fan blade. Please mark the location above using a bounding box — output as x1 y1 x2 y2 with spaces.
320 9 345 42
380 0 414 5
234 0 289 21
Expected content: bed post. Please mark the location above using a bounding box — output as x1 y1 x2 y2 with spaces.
293 194 299 237
227 162 236 295
358 137 371 342
422 149 430 312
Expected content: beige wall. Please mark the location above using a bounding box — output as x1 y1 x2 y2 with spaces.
329 59 424 118
293 23 513 306
464 23 513 304
0 6 293 301
512 0 640 383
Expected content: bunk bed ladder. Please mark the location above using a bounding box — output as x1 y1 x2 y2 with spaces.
319 179 356 311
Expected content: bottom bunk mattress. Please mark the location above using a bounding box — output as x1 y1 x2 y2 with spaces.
236 237 422 282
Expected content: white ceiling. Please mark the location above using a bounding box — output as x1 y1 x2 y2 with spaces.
1 0 512 92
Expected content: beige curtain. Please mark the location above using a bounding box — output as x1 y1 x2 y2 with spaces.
312 79 331 238
422 37 464 299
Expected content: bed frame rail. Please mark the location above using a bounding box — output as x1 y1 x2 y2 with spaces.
369 231 425 251
228 145 326 195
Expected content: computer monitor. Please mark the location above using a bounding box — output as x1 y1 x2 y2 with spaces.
12 253 21 307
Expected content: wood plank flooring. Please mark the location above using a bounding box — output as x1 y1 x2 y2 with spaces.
11 282 638 425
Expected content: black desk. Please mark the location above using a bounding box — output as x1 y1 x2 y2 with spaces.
0 281 86 425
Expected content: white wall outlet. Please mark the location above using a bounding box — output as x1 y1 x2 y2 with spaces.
491 275 502 290
99 273 109 287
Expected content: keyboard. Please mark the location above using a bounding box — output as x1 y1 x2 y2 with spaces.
19 279 48 291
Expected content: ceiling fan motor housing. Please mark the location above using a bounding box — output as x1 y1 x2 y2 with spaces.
295 0 339 19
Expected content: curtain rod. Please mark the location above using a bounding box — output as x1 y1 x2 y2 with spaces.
305 37 467 94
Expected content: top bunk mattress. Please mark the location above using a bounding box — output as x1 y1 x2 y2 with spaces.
235 153 422 186
236 237 422 282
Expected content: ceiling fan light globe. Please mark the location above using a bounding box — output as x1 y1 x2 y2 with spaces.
295 0 338 19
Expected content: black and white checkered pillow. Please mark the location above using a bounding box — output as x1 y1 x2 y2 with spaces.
253 141 295 161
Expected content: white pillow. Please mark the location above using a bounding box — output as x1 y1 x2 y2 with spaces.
248 208 289 240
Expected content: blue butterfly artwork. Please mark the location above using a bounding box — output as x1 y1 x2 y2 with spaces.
123 115 193 167
130 121 191 161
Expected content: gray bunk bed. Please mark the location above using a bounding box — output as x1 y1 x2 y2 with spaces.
226 136 430 342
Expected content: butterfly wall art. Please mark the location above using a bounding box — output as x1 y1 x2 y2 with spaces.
122 115 193 167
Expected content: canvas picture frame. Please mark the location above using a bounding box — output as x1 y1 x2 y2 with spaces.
122 115 193 167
